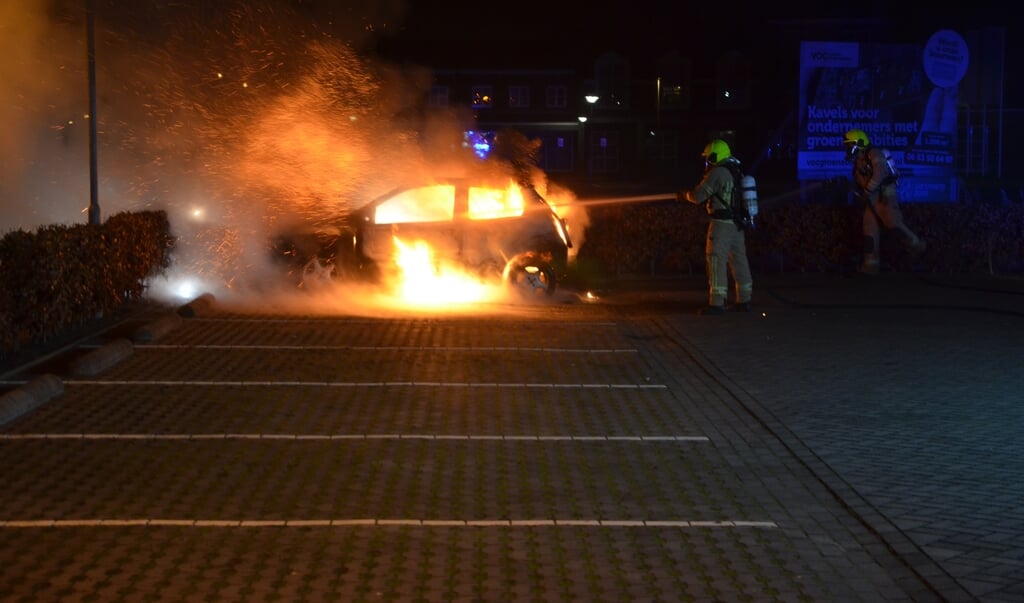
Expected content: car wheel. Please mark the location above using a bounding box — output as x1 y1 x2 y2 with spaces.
299 256 335 289
504 258 556 297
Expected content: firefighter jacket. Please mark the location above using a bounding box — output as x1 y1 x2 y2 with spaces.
852 146 897 202
683 158 739 220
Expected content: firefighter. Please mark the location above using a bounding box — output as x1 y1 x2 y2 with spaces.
843 129 926 274
678 139 753 315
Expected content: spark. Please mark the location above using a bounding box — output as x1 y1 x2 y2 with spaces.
3 1 591 316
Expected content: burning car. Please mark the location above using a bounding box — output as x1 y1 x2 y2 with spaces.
274 178 573 296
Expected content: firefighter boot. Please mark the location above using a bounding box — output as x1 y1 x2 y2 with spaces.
860 236 880 275
908 236 927 256
859 258 880 275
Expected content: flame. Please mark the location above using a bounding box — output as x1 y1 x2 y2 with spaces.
375 185 455 224
467 181 524 219
391 236 499 306
376 180 532 308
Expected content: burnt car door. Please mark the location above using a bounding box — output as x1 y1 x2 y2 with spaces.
358 183 463 275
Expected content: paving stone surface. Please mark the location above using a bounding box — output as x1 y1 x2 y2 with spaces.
1 273 1020 602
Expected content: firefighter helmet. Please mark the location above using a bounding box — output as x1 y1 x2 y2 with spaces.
843 129 869 161
701 139 731 164
843 129 870 148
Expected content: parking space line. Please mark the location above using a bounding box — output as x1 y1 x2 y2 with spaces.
60 380 667 388
1 519 776 528
134 345 639 353
0 434 709 441
187 318 621 327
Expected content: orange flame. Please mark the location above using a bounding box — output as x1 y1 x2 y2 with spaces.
391 236 500 306
468 182 524 219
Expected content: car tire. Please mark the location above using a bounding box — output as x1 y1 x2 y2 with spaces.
504 257 557 297
299 256 335 289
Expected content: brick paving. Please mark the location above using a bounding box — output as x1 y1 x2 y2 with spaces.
657 273 1024 603
0 272 1020 602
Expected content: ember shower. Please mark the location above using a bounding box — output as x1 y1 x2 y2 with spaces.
3 1 469 290
3 0 588 311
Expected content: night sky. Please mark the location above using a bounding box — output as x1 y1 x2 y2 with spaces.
81 1 1022 102
371 2 1016 68
3 0 1018 233
368 1 1021 177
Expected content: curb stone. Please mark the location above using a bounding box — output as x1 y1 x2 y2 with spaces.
177 293 217 318
69 338 134 377
0 374 63 425
0 296 200 425
134 313 184 343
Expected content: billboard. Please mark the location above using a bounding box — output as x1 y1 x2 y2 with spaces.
797 31 969 202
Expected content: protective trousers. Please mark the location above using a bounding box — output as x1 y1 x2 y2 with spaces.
862 185 923 273
705 220 752 307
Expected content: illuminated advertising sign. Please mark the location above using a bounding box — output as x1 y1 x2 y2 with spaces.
797 31 968 202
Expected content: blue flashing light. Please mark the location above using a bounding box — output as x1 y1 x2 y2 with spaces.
463 130 494 159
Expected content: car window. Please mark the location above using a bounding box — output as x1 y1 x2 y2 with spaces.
374 185 455 224
467 185 525 220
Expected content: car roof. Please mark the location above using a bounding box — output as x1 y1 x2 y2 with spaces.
361 178 545 209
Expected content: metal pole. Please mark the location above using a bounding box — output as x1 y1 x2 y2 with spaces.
996 26 1005 180
585 96 598 189
586 119 592 189
87 0 100 225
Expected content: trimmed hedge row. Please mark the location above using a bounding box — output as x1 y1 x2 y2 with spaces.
0 211 175 355
2 202 1021 355
572 200 1024 286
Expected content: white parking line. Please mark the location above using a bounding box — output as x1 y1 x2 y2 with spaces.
134 345 638 353
188 318 621 327
0 519 776 528
60 381 668 388
0 434 709 441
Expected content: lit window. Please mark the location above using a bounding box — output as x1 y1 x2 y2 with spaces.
471 85 493 109
661 85 685 108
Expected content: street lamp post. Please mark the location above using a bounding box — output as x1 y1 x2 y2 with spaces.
577 116 588 189
584 95 599 189
86 0 100 225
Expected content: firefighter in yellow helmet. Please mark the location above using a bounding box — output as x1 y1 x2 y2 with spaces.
678 139 753 315
843 129 926 274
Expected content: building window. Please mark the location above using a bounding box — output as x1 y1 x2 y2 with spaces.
660 84 687 109
538 133 573 172
545 85 567 109
508 85 530 108
471 85 493 109
642 129 679 173
428 85 449 108
590 129 619 174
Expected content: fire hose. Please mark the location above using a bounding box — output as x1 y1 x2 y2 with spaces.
579 180 832 208
578 193 677 206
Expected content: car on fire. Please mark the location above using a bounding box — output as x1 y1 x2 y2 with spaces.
273 177 573 296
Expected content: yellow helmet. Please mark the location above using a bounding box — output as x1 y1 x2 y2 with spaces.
843 129 869 148
701 139 731 164
843 129 869 160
